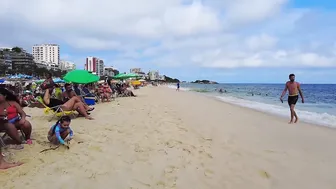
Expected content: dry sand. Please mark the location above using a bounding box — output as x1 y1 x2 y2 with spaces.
1 86 336 189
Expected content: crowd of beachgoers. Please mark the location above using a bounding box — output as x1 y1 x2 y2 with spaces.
0 72 143 169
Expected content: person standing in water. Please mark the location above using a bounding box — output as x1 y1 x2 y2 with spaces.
176 82 180 91
280 73 304 124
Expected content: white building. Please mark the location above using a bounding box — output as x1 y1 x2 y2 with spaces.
130 68 142 73
85 56 104 77
159 75 166 81
59 60 76 71
32 44 60 65
148 70 159 80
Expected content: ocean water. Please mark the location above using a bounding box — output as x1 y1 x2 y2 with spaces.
167 83 336 128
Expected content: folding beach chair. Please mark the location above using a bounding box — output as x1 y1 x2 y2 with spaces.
0 127 26 148
36 96 77 122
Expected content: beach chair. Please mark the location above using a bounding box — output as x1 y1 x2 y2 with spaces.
36 96 77 122
0 127 26 148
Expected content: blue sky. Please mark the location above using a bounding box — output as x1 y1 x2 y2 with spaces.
0 0 336 83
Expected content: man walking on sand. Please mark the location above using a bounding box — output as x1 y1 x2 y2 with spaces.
176 82 180 91
280 73 305 124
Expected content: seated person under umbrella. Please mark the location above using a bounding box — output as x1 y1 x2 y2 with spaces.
62 84 94 111
81 84 95 97
41 73 94 120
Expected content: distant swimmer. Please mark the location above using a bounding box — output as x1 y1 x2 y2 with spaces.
280 73 304 124
176 82 180 91
219 88 223 93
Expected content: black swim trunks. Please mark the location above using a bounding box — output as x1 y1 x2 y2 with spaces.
288 95 299 106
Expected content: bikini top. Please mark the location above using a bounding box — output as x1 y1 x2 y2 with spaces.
6 102 18 120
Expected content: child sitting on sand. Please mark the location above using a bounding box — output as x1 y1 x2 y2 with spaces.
47 116 73 145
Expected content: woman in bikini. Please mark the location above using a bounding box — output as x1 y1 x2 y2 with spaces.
100 82 112 102
0 88 33 146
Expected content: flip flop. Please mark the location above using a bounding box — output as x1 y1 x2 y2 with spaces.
88 107 95 112
26 139 33 145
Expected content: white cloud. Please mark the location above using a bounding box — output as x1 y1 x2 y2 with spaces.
0 0 336 69
224 0 288 23
245 34 278 51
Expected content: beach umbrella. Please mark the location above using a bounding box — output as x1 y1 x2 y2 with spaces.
112 73 126 79
53 78 65 83
63 70 99 84
35 79 45 84
113 73 140 80
35 78 65 84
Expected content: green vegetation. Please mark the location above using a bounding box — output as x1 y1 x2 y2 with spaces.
11 47 22 53
164 75 179 83
191 80 218 84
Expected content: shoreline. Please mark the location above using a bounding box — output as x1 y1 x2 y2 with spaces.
198 87 336 132
1 86 336 188
170 85 336 128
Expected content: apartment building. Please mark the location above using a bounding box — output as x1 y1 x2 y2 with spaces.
84 56 104 77
32 44 60 65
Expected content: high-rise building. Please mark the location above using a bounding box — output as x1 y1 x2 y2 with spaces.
32 44 60 65
85 56 104 77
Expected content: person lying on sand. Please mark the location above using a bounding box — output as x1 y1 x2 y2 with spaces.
0 148 23 169
47 116 73 146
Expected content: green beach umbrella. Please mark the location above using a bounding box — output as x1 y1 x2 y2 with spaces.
63 70 99 84
113 73 126 79
113 73 140 80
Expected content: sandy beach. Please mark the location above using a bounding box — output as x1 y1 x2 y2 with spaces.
1 86 336 189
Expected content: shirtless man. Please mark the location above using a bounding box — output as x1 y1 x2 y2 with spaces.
280 74 304 124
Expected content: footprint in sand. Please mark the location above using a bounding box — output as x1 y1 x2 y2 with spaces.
164 140 182 148
177 126 188 132
198 150 213 159
259 170 270 179
204 169 214 177
88 146 102 152
164 165 179 175
160 166 179 188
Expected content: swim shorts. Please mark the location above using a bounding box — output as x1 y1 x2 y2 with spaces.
288 95 299 106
